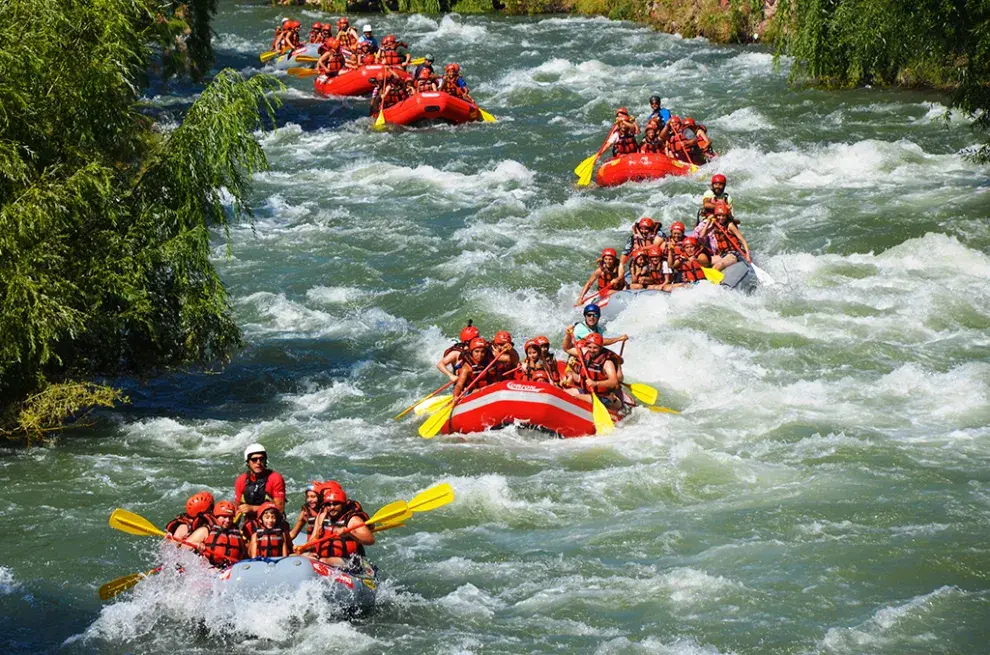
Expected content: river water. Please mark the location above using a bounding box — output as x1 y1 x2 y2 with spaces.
3 5 989 654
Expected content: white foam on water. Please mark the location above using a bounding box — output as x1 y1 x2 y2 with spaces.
436 582 505 620
0 566 18 594
596 636 736 655
238 292 411 339
710 106 772 132
214 32 257 52
283 380 366 416
305 285 370 304
416 15 490 46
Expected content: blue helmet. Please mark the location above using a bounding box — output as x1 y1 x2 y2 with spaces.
584 303 601 317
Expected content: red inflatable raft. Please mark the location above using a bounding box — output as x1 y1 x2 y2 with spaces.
382 92 482 126
595 153 698 187
314 65 410 97
439 380 612 438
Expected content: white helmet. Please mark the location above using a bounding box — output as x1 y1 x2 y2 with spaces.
363 24 372 32
244 443 267 462
281 17 290 24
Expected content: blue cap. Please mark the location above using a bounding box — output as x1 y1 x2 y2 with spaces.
584 303 601 316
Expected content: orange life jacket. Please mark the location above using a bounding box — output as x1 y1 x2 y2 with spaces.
254 526 286 559
203 525 244 567
382 81 409 107
315 501 369 559
439 78 463 97
167 512 215 536
299 503 320 536
522 363 552 384
414 78 435 93
379 46 403 66
640 136 663 153
597 262 621 292
613 133 638 155
463 352 495 391
712 220 743 255
337 31 357 50
320 52 344 74
677 256 706 282
580 350 615 395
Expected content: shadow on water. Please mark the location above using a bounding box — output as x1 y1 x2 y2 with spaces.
0 587 97 655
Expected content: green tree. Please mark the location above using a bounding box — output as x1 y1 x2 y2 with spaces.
0 0 280 439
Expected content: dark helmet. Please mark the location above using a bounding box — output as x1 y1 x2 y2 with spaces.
650 95 661 104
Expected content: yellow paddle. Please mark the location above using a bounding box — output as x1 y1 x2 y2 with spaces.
574 348 614 435
98 568 160 601
394 380 455 421
574 126 618 187
109 508 168 538
299 499 413 554
409 57 426 65
414 394 452 416
287 67 319 78
260 50 279 63
408 482 455 512
478 108 496 123
295 55 319 63
702 267 724 284
373 107 387 131
419 356 501 439
622 382 658 406
647 405 680 415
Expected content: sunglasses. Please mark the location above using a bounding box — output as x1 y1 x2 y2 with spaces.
248 456 266 463
325 501 344 507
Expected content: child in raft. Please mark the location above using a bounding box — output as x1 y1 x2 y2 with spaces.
249 503 289 559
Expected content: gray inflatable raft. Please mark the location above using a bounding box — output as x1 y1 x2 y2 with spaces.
596 261 757 321
217 556 377 614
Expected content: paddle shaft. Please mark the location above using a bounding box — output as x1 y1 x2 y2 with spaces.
395 379 455 420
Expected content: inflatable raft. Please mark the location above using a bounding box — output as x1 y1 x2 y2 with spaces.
595 153 698 187
381 92 482 126
597 261 758 321
440 380 621 438
314 65 410 97
218 556 377 614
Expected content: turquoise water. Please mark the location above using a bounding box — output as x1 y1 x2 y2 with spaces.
2 7 989 654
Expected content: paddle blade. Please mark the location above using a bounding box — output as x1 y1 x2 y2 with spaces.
478 108 496 123
99 569 157 601
627 382 658 406
418 401 453 439
573 154 598 186
648 405 680 415
295 55 319 63
371 522 405 533
366 500 411 526
109 509 166 538
260 50 278 63
702 267 725 284
408 483 455 512
752 263 777 286
409 57 425 65
287 67 318 77
373 109 387 131
591 395 615 435
415 395 452 416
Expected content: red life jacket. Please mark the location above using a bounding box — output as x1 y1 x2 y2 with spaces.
337 31 356 50
521 361 552 383
439 78 463 97
316 501 369 559
383 82 409 107
414 78 435 93
379 47 403 66
203 525 244 567
492 352 518 382
613 133 638 155
464 352 495 390
254 526 286 559
167 512 215 536
581 350 613 394
678 257 706 282
640 136 663 153
597 263 620 292
319 50 344 74
712 221 743 255
630 232 658 252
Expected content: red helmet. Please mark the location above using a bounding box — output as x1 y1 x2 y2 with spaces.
535 335 550 347
669 115 681 125
585 333 604 346
324 38 339 49
524 339 539 352
288 20 301 29
186 492 215 518
358 41 370 51
647 246 662 258
682 236 698 247
469 337 488 351
713 201 730 216
460 324 480 342
322 486 347 504
257 501 281 519
601 247 617 259
418 68 432 79
383 34 396 44
312 22 322 29
337 17 349 26
646 117 660 129
616 107 628 116
445 63 460 74
636 217 656 231
711 173 726 186
683 117 696 127
671 221 685 233
214 500 237 518
634 248 648 259
493 330 512 345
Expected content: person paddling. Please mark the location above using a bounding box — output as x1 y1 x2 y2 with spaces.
562 333 622 412
452 337 495 398
377 35 411 68
535 336 562 386
289 481 323 542
308 22 323 44
187 500 244 568
700 173 734 224
437 323 481 381
309 484 373 569
413 67 438 93
563 303 628 350
576 247 623 305
249 502 289 559
490 331 520 383
669 237 710 286
439 64 474 103
166 492 216 541
697 202 750 271
317 38 345 77
611 108 639 157
618 217 665 279
234 443 286 527
520 339 553 383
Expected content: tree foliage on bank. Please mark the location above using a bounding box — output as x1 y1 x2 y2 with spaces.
0 0 280 439
774 0 990 160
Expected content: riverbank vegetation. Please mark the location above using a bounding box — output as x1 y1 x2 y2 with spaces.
0 0 278 442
